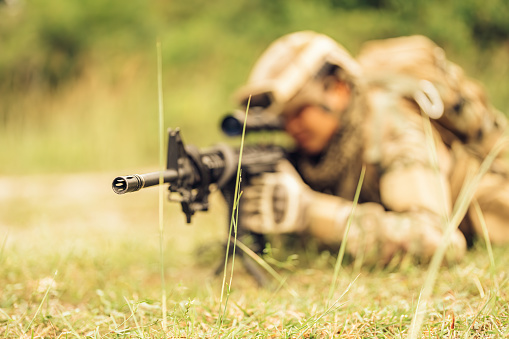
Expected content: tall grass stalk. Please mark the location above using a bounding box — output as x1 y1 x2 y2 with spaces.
420 113 452 224
463 294 494 338
327 165 365 304
123 297 144 339
472 199 497 284
408 111 509 339
296 275 358 339
57 308 83 339
0 231 7 263
0 303 19 338
156 40 167 332
216 96 251 333
25 270 58 333
234 238 298 297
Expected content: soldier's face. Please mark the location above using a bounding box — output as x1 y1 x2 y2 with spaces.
284 105 339 155
283 80 349 155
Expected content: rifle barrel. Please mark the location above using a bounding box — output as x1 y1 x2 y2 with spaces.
112 169 179 194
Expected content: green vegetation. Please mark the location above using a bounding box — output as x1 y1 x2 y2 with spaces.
1 0 509 174
1 1 509 338
0 176 508 337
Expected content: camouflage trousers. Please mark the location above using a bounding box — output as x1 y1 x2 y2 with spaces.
306 141 509 265
450 141 509 245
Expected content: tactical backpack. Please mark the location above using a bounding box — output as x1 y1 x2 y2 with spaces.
357 35 507 159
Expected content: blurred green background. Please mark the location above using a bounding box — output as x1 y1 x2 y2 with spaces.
1 0 509 175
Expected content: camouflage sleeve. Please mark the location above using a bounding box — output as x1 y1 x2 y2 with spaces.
306 96 467 264
306 193 466 265
378 97 452 217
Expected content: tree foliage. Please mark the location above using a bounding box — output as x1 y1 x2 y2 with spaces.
0 0 508 173
0 0 155 89
1 0 508 91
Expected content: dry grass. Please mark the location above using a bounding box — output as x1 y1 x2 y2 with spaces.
0 172 508 338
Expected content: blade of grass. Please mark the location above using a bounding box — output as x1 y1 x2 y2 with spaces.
25 270 58 333
156 39 168 333
123 297 144 339
0 308 13 321
0 307 22 338
234 237 298 297
57 308 83 339
216 96 251 334
408 134 509 339
0 231 8 263
462 294 494 339
327 165 365 304
408 111 504 339
420 113 452 223
295 275 359 339
472 199 496 284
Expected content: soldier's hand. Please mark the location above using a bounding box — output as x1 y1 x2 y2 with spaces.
240 160 312 234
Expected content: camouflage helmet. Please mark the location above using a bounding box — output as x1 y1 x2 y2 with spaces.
235 31 362 115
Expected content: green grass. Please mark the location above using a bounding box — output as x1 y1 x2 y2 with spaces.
2 3 509 336
1 1 509 176
0 173 508 338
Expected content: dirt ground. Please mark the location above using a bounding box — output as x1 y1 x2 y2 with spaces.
0 171 228 259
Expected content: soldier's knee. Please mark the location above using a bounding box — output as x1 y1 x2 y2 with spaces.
470 173 509 244
470 207 509 245
407 227 466 264
444 230 467 263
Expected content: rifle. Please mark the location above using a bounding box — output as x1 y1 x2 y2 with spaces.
112 110 285 285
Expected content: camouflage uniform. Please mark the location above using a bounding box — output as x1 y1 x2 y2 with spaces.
237 31 508 264
357 35 509 248
291 79 467 264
